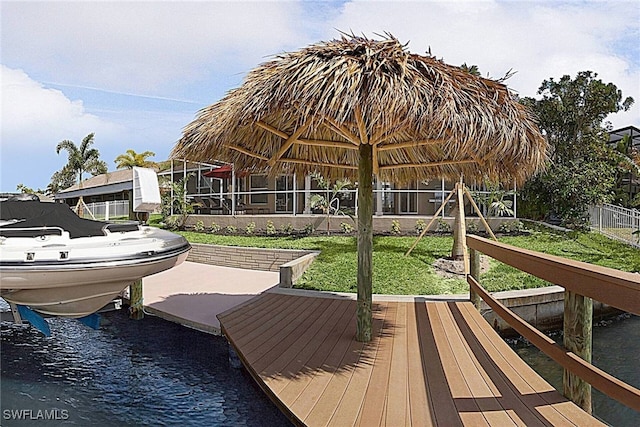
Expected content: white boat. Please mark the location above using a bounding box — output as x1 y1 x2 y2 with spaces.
0 199 190 318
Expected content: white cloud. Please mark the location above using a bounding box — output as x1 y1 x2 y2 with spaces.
1 65 119 146
1 1 307 94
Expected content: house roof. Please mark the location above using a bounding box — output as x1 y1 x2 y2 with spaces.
54 169 133 200
609 125 640 149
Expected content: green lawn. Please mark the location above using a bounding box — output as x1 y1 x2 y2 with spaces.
177 226 639 295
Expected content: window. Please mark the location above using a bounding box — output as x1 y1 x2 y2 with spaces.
249 175 268 204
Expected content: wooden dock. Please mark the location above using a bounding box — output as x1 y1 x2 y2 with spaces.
219 291 604 426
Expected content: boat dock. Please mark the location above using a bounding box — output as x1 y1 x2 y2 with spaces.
141 261 279 334
219 291 604 426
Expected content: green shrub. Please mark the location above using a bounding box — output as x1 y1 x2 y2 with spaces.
266 220 276 235
280 223 294 234
499 220 525 234
436 218 451 234
340 222 354 233
303 223 314 235
245 221 256 234
194 220 205 232
415 219 427 234
466 221 479 234
225 225 237 234
391 220 401 234
210 221 221 233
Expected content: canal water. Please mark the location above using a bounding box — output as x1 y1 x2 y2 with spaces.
508 313 640 427
1 308 292 426
2 305 637 426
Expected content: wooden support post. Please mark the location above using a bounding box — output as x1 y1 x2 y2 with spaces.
405 187 456 256
469 248 482 310
356 143 373 342
451 183 469 274
563 290 593 413
129 279 144 320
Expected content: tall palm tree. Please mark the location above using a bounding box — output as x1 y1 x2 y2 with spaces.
55 133 107 186
114 149 157 169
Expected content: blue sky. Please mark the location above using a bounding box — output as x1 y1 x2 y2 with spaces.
1 0 639 192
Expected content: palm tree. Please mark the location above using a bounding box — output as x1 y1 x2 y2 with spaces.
114 149 157 169
55 133 107 186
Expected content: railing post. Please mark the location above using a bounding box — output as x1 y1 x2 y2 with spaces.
468 247 481 310
563 289 593 413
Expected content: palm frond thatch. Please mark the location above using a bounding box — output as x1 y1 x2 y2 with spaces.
173 34 547 186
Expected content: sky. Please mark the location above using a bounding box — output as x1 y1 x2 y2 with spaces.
1 0 639 192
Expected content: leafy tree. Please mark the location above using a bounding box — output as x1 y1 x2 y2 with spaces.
520 71 634 228
52 133 107 189
47 166 76 195
114 149 157 169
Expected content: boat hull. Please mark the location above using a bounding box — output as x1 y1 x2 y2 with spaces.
1 250 189 317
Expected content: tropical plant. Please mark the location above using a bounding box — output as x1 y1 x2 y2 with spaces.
52 133 107 188
309 173 353 234
390 220 401 234
15 183 44 195
415 219 427 234
160 174 195 229
114 149 157 169
194 220 205 232
474 181 515 217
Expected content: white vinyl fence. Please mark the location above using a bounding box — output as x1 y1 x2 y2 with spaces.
77 200 130 221
589 204 640 248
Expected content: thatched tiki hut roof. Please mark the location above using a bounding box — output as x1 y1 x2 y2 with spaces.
173 34 547 342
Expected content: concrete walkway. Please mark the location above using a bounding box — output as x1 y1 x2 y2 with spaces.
142 261 279 334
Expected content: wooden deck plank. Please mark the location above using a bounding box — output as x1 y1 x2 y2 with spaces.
385 302 410 426
357 302 397 426
219 292 291 335
446 302 550 427
233 295 318 352
434 302 519 426
416 301 464 426
457 302 605 426
406 300 434 426
264 299 355 396
252 298 345 374
306 302 391 427
218 291 281 324
453 302 569 426
426 302 490 426
288 310 363 422
219 293 605 427
326 304 388 426
244 297 335 365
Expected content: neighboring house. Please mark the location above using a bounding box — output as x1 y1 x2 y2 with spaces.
608 125 640 205
54 169 134 208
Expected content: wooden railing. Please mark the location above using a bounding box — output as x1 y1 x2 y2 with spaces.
466 235 640 414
